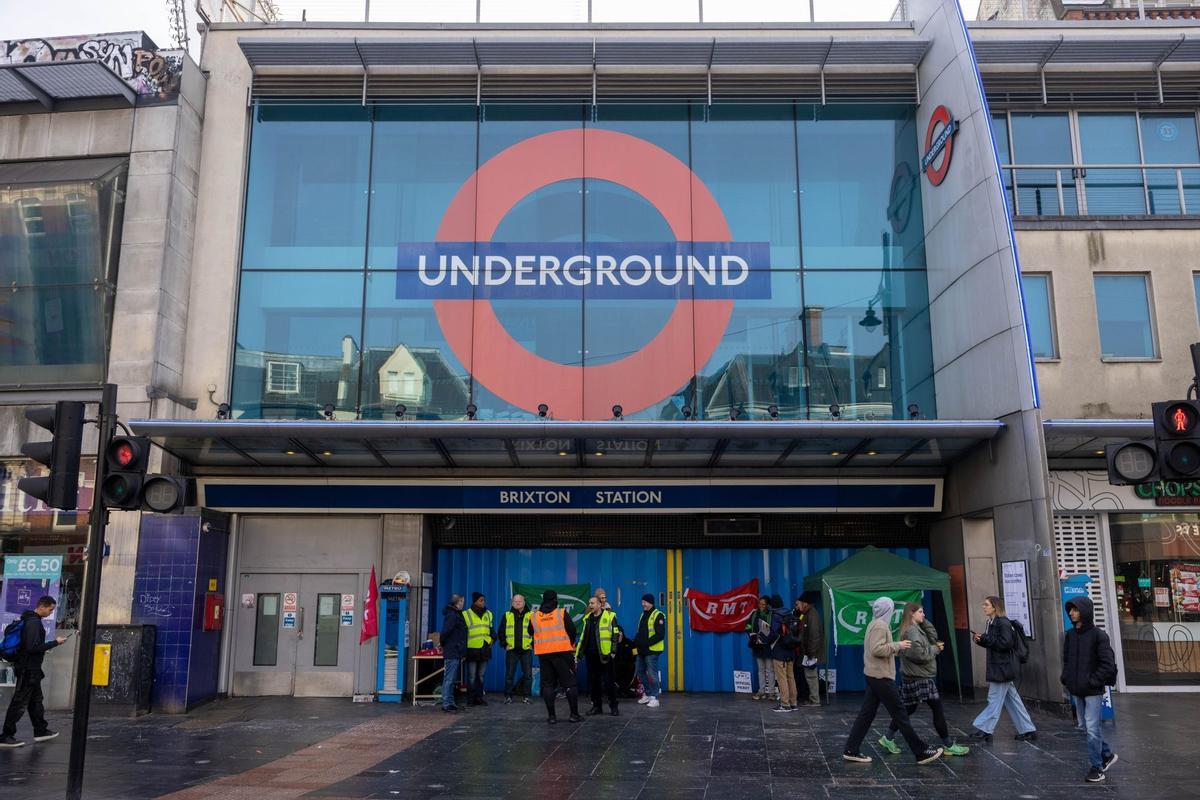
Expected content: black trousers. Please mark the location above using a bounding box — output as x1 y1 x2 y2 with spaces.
538 653 579 717
845 676 928 758
888 697 949 741
793 659 810 701
504 649 532 698
586 653 618 709
3 669 48 738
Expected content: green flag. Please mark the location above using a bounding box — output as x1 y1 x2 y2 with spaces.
511 582 592 625
830 589 923 646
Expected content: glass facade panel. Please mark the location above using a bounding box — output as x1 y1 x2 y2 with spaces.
1010 113 1077 216
242 105 371 269
1020 274 1057 359
797 106 925 269
231 271 365 418
233 102 936 420
990 112 1014 216
1140 114 1200 215
1078 113 1144 215
0 170 124 387
1094 274 1155 359
1109 513 1200 687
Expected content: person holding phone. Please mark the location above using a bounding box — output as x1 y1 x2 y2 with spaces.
969 595 1036 743
1 596 67 748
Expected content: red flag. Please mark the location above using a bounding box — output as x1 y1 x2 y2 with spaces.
360 566 379 645
685 579 760 633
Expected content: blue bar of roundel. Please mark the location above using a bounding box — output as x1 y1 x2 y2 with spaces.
394 241 772 300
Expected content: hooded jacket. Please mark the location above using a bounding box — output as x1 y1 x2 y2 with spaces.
527 590 578 649
1060 596 1118 697
863 598 904 680
440 603 467 660
768 606 797 662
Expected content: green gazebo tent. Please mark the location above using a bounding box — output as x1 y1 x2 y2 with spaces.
803 546 964 700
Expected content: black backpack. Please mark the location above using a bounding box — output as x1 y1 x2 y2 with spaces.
1010 618 1030 664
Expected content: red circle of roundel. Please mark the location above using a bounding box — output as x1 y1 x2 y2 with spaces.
924 105 954 186
434 128 734 419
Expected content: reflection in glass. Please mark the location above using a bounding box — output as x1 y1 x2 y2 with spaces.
254 594 280 666
242 105 371 269
1094 274 1155 359
231 272 365 418
314 593 340 667
991 113 1014 215
802 270 934 420
0 168 124 387
1140 114 1200 215
1078 113 1143 215
797 106 925 269
1010 113 1077 216
1020 274 1057 359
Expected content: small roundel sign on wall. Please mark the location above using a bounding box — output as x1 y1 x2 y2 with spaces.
921 105 959 186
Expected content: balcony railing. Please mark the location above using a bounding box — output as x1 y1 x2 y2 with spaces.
999 163 1200 217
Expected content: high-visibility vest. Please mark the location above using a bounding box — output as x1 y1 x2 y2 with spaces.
575 609 618 659
531 608 572 655
464 608 494 649
503 610 533 650
640 608 665 652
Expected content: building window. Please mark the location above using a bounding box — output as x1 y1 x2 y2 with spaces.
1094 274 1157 360
1020 273 1058 359
266 361 302 394
1008 112 1078 216
1194 273 1200 326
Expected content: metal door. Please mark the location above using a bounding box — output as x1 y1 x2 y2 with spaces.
232 572 360 697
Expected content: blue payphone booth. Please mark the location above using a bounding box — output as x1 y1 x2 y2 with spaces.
377 583 408 702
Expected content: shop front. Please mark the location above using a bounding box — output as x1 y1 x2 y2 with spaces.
1049 470 1200 692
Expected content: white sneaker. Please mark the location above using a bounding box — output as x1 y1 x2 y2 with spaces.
637 695 652 704
647 697 660 708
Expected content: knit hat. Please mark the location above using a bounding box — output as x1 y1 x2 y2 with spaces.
471 592 484 603
871 596 895 621
542 589 558 604
799 591 820 605
642 593 655 604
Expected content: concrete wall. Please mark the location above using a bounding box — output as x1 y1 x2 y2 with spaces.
1017 226 1200 419
910 0 1062 702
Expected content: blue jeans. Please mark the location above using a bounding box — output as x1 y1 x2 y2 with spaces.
637 652 661 698
465 659 488 701
972 681 1035 735
1074 694 1113 769
441 657 461 709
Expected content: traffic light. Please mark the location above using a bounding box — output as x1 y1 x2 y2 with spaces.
100 436 150 510
18 401 85 510
1106 441 1158 486
140 475 188 514
1152 400 1200 479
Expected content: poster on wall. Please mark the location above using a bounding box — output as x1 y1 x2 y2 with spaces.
1001 560 1034 639
1169 563 1200 615
1 554 64 637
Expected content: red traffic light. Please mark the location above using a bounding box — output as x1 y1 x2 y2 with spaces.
112 441 136 467
1163 402 1199 435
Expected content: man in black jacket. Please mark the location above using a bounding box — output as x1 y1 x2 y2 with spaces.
1061 596 1118 783
1 596 66 747
439 594 467 713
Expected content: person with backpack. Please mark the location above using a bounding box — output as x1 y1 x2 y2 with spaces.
768 594 798 712
1 596 67 748
878 602 970 757
1061 596 1119 783
969 595 1037 743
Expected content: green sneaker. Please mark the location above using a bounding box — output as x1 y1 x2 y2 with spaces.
878 735 902 755
943 743 970 757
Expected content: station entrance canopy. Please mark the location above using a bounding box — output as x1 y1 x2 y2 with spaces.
129 419 1002 472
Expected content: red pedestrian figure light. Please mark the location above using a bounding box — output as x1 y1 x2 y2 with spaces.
1175 407 1189 432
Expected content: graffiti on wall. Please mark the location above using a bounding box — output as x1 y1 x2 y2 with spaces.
1 32 183 103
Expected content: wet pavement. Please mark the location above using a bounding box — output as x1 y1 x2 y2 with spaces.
0 691 1196 799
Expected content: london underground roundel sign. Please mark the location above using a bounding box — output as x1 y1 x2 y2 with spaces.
921 105 958 186
396 128 773 419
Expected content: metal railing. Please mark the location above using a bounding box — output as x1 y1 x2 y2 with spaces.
999 162 1200 216
200 0 907 25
